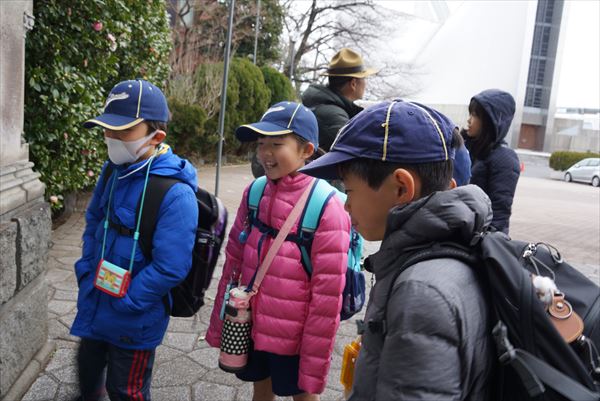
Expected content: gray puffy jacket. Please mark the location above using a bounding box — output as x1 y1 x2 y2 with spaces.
349 185 494 401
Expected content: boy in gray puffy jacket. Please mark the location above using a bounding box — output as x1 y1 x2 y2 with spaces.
300 100 494 400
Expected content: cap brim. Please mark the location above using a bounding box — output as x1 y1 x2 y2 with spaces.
299 150 357 180
235 121 293 142
321 67 379 78
83 114 144 130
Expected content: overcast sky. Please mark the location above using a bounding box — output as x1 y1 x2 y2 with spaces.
376 0 599 109
290 1 599 109
555 0 599 109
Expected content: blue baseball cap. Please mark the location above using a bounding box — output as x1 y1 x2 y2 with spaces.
83 79 169 130
235 101 319 150
300 100 457 180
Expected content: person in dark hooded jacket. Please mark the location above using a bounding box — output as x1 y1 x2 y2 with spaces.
299 100 493 401
464 89 520 233
302 48 377 152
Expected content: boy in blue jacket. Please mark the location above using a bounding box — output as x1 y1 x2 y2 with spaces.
71 79 198 401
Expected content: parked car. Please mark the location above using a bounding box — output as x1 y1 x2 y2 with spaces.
564 158 600 187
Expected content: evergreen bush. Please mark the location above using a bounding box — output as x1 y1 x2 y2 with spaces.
261 66 296 104
167 98 211 158
202 58 270 155
549 151 600 171
24 0 171 210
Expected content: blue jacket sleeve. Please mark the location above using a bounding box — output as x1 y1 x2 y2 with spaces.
113 183 198 312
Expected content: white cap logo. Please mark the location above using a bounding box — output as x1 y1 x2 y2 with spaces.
104 92 130 111
261 105 286 120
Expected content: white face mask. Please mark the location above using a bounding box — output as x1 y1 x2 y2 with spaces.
105 131 157 165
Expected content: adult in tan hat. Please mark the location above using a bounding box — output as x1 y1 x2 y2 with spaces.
302 48 378 151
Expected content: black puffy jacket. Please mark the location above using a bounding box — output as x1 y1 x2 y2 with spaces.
349 185 494 401
301 84 362 151
466 89 520 234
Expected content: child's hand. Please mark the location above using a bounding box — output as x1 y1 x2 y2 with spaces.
110 294 137 313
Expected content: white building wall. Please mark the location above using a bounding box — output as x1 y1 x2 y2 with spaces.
407 1 538 144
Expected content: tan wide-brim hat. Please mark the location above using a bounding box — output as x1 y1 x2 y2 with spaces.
321 48 378 78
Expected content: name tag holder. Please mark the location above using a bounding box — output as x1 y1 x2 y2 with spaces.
94 153 156 298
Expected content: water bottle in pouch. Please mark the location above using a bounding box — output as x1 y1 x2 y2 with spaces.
218 286 252 372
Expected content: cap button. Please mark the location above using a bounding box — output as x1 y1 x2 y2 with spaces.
408 111 415 115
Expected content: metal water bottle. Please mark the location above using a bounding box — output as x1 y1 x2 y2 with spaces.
218 286 252 372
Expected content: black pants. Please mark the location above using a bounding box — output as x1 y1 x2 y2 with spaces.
77 338 155 401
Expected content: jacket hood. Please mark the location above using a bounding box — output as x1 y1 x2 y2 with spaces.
114 144 197 190
302 84 356 111
472 89 515 145
368 185 492 277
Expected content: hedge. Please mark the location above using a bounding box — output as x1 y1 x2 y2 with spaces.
24 0 172 211
168 58 271 159
261 66 296 104
549 151 600 171
166 63 294 160
167 98 210 157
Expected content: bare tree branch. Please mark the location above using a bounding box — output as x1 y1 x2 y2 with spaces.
280 0 422 97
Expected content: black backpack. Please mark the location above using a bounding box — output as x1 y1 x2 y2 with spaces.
103 166 228 317
376 231 600 401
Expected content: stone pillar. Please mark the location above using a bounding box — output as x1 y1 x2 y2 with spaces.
0 1 53 399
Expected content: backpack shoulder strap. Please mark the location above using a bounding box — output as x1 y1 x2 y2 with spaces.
137 175 180 259
196 187 218 231
367 243 476 335
492 321 600 400
298 179 337 275
300 179 336 231
101 163 114 188
247 176 268 221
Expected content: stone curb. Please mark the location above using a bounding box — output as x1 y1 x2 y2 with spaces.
1 341 55 401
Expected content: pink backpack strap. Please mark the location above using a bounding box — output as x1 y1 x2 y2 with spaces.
250 180 314 294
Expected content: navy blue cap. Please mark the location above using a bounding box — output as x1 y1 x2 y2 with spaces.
235 101 319 150
300 100 457 180
83 79 169 130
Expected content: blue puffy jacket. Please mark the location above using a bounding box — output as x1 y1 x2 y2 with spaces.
466 89 520 234
71 145 198 349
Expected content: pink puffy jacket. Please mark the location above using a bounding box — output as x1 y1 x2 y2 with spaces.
206 173 350 394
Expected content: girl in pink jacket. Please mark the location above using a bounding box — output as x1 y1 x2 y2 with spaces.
206 102 350 401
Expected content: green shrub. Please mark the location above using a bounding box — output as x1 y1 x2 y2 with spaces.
167 58 271 161
549 151 600 171
167 98 211 158
261 66 296 104
24 0 172 210
202 58 270 155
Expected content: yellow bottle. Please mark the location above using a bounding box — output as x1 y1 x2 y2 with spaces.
340 336 361 397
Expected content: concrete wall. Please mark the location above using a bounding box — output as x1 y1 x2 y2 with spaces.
0 1 30 166
550 117 600 153
0 203 51 398
0 1 53 399
423 105 600 154
423 103 468 130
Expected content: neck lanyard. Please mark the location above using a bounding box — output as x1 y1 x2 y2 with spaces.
100 153 157 272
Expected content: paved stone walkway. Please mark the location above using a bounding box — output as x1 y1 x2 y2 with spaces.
21 165 599 401
22 165 361 401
